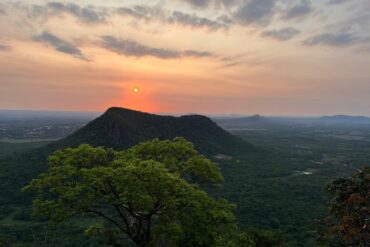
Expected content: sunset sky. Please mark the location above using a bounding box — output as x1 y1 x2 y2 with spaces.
1 0 370 115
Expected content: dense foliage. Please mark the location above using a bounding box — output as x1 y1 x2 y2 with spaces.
23 138 240 246
323 167 369 246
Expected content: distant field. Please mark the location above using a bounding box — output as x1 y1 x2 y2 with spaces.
0 113 92 158
212 117 370 245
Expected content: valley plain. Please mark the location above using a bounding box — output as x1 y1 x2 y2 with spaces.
0 110 369 246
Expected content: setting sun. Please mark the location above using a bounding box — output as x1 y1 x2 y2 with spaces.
133 88 139 93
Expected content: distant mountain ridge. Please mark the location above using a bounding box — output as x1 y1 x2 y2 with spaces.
216 114 268 123
319 115 370 123
214 114 271 129
214 114 370 130
56 107 252 155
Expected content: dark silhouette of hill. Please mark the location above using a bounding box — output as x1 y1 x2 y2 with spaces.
55 107 252 155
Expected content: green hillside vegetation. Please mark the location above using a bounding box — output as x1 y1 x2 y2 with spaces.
322 167 369 246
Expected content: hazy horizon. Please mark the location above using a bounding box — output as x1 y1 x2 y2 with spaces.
1 0 370 115
2 107 370 118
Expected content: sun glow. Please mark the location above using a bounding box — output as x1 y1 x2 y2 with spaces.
133 87 139 93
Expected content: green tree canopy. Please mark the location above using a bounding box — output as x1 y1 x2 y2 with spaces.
325 167 369 246
23 138 240 246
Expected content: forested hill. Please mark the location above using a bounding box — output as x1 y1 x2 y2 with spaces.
0 107 252 207
55 107 253 155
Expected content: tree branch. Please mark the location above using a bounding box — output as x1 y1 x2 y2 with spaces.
84 208 127 234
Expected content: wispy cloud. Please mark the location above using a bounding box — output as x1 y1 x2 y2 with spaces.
2 0 370 56
182 0 210 8
327 0 353 5
11 2 229 31
233 0 276 26
303 32 359 46
33 31 89 60
0 43 10 51
219 54 269 68
179 0 239 8
261 28 301 41
100 35 214 59
29 2 108 25
116 5 228 31
283 0 314 20
116 5 164 20
183 50 213 57
168 11 228 30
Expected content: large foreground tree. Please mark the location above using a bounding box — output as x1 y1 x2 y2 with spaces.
24 138 241 246
325 167 369 246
